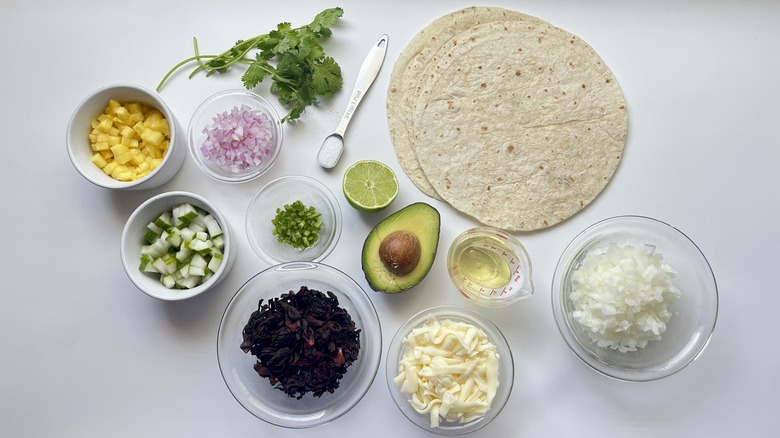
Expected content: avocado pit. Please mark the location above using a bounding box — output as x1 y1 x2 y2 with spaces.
378 230 421 276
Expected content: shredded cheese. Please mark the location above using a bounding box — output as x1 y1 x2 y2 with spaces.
394 316 499 428
569 243 681 352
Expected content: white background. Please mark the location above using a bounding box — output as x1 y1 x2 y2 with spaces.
1 0 778 436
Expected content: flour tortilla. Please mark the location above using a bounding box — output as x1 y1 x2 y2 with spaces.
386 7 531 200
411 19 627 231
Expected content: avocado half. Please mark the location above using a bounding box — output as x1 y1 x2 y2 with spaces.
361 203 440 293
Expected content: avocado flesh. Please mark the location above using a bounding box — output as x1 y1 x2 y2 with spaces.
361 203 440 293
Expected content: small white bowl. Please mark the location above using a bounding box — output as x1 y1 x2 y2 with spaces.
66 83 185 190
246 175 342 264
121 191 235 300
188 90 283 183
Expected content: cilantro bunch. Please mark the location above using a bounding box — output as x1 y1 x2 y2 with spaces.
157 8 344 122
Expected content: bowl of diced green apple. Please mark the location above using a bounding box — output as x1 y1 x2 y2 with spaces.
121 191 236 300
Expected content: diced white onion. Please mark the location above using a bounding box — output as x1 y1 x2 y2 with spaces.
569 243 681 353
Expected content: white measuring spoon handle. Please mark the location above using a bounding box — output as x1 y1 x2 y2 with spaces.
334 34 388 137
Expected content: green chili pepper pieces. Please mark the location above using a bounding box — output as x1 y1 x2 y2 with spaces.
271 200 323 250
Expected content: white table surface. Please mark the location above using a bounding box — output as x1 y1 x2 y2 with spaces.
2 0 778 436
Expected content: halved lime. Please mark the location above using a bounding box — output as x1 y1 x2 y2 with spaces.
342 160 399 212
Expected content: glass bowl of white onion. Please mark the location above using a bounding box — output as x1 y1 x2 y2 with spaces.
551 215 719 381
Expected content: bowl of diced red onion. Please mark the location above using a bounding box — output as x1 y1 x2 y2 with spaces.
551 215 718 382
188 89 283 183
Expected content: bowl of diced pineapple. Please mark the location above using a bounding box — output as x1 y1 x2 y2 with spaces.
121 191 236 301
67 83 186 190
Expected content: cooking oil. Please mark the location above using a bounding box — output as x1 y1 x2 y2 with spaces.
451 235 513 289
447 227 534 306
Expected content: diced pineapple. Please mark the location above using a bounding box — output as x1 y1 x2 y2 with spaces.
110 144 132 164
126 103 144 124
114 106 131 123
102 161 118 175
106 99 121 114
140 128 164 147
120 125 136 139
90 99 170 182
97 118 113 133
132 121 145 137
111 164 133 181
130 150 146 166
91 153 109 168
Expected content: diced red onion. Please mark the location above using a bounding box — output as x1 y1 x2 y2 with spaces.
200 105 275 173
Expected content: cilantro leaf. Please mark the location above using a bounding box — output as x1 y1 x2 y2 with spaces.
241 58 271 89
300 34 325 62
311 57 343 97
309 8 344 35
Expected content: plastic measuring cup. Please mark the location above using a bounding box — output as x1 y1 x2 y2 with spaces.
447 227 534 307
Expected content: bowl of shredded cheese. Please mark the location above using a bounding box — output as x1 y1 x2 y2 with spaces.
551 215 718 381
386 305 514 435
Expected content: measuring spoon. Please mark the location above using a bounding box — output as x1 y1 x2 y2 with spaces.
317 34 388 169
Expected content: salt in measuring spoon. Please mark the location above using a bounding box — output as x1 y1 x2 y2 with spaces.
317 34 388 169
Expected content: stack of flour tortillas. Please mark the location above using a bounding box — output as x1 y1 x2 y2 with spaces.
387 6 627 231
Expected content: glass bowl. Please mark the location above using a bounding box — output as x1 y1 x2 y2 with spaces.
551 215 718 381
188 89 283 183
246 175 342 264
217 262 382 428
446 227 534 307
386 305 514 435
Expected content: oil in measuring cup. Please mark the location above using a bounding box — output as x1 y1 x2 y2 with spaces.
447 227 534 307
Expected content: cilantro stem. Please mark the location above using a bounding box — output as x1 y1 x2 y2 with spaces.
156 55 214 91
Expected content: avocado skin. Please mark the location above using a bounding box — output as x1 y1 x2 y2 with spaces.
361 203 441 293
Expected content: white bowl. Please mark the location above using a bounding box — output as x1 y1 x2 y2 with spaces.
120 191 235 300
66 83 185 190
